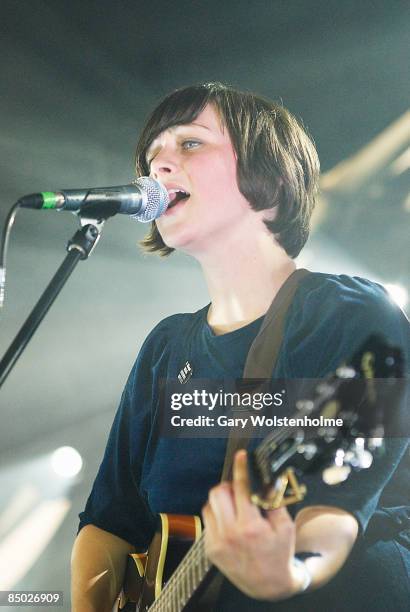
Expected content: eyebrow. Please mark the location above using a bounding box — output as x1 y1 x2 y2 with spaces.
189 122 211 131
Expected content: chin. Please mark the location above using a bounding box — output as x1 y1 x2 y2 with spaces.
157 225 197 253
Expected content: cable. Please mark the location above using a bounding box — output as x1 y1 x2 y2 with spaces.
0 202 21 310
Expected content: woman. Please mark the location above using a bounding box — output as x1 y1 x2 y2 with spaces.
71 82 410 611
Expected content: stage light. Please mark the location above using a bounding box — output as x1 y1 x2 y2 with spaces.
384 283 408 310
50 446 83 478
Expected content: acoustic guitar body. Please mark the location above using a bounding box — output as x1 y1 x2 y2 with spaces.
116 513 205 612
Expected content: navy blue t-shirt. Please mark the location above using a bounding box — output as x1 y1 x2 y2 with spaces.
78 273 410 555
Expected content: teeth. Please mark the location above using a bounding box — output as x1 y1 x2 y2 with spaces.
168 188 188 195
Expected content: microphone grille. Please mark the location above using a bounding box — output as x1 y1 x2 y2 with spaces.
131 177 169 222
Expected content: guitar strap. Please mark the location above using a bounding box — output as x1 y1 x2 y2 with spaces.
220 267 311 481
200 268 311 609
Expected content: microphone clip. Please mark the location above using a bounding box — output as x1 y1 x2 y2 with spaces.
67 219 104 259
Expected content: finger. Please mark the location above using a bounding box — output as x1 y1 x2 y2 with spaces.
232 450 260 522
265 505 295 534
202 501 218 534
207 482 236 531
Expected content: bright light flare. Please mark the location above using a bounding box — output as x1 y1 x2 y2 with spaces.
384 283 408 310
50 446 83 478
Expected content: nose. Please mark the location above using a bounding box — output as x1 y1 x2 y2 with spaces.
150 148 179 179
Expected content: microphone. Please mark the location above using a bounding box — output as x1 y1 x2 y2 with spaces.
17 176 169 222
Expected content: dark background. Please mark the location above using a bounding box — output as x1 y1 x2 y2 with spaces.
0 1 409 608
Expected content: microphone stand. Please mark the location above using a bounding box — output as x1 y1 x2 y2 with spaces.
0 217 104 389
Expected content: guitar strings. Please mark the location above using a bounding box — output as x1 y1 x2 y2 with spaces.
150 543 207 612
150 531 209 611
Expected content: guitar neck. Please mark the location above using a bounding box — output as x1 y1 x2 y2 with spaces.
149 531 212 611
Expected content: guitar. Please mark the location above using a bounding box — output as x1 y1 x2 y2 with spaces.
114 335 404 612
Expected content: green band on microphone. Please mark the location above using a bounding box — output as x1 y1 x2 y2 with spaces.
41 192 58 209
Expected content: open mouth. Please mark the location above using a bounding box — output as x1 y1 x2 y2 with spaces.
167 188 191 209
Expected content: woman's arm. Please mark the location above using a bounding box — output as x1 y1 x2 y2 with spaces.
71 524 135 612
294 505 358 591
202 450 359 601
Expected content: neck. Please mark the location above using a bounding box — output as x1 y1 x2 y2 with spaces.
195 231 296 335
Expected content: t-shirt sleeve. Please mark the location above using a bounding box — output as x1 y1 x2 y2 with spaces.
281 275 410 535
77 322 168 550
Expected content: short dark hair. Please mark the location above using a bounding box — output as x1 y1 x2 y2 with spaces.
135 82 320 258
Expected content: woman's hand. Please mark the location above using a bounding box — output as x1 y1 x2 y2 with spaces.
202 450 304 601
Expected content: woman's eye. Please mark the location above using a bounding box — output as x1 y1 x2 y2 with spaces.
182 140 201 150
146 140 201 166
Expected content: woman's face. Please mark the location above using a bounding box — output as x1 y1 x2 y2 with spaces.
147 104 259 256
